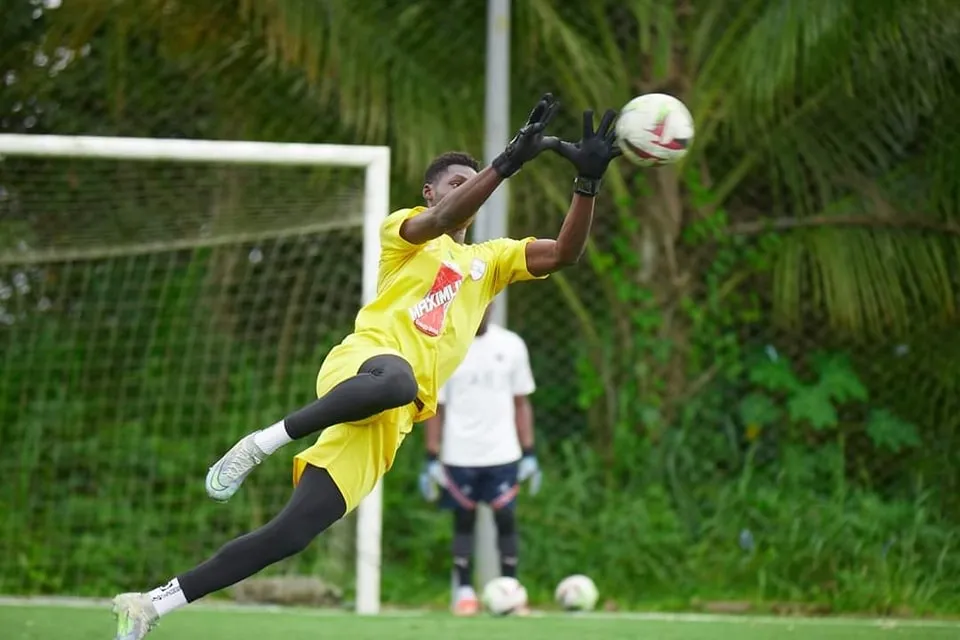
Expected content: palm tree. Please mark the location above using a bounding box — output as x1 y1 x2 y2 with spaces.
15 0 960 467
6 0 960 604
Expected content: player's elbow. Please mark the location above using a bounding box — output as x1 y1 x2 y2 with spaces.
400 212 445 245
527 246 578 277
553 244 584 269
558 253 583 268
433 208 470 236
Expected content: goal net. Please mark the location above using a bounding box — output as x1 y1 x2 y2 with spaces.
0 135 389 613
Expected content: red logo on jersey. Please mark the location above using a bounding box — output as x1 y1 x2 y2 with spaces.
409 261 464 336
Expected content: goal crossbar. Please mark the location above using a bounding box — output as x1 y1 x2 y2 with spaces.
0 133 390 615
0 134 387 167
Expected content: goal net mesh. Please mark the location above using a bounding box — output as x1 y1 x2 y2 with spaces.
0 151 366 598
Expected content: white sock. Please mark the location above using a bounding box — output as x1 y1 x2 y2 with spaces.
252 420 293 455
147 578 188 617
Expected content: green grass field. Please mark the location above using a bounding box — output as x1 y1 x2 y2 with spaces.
2 601 959 640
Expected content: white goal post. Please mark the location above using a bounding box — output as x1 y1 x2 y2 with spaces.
0 134 390 615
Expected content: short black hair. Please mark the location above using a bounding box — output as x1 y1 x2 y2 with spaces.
423 151 480 185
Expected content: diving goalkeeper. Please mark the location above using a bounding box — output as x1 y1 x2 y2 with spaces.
112 93 621 639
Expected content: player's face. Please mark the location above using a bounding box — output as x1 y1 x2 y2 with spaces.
423 164 478 243
423 164 478 208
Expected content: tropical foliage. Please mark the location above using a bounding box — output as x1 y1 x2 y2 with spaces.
3 0 960 612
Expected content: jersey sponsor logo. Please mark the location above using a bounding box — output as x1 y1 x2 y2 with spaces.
409 261 463 336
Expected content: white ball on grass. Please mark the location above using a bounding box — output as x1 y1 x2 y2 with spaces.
481 577 528 616
554 574 600 611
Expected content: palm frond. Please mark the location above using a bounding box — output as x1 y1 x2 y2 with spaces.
701 0 960 209
23 0 960 334
773 228 958 334
235 0 488 179
48 0 488 184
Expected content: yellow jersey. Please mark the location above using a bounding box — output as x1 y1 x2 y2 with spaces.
337 206 546 421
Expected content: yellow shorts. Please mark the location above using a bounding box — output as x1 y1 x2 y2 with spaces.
292 343 417 513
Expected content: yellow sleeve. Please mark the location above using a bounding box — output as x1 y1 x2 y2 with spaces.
380 206 427 257
484 237 549 295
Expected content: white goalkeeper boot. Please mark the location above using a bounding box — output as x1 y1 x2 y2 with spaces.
112 593 158 640
205 433 266 502
452 586 480 616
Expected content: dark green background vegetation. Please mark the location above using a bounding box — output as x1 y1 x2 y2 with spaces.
2 0 959 614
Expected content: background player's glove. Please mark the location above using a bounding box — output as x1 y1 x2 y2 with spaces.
517 450 542 496
492 93 561 178
418 454 447 502
543 108 622 196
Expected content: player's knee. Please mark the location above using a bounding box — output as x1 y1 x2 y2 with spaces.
493 507 516 535
453 507 477 534
377 362 418 408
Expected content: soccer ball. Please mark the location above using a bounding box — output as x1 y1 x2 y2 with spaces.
554 574 599 611
615 93 694 166
481 577 528 616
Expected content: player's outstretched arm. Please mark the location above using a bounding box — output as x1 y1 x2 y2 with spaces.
401 94 561 245
401 165 505 244
524 195 595 276
525 109 621 277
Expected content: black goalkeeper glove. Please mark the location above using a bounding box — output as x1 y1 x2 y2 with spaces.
492 93 561 178
543 109 622 196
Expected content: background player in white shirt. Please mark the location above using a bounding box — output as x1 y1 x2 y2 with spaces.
420 307 541 615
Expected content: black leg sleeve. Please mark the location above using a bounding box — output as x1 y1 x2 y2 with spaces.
177 466 347 602
283 354 418 440
452 508 476 588
494 507 519 578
